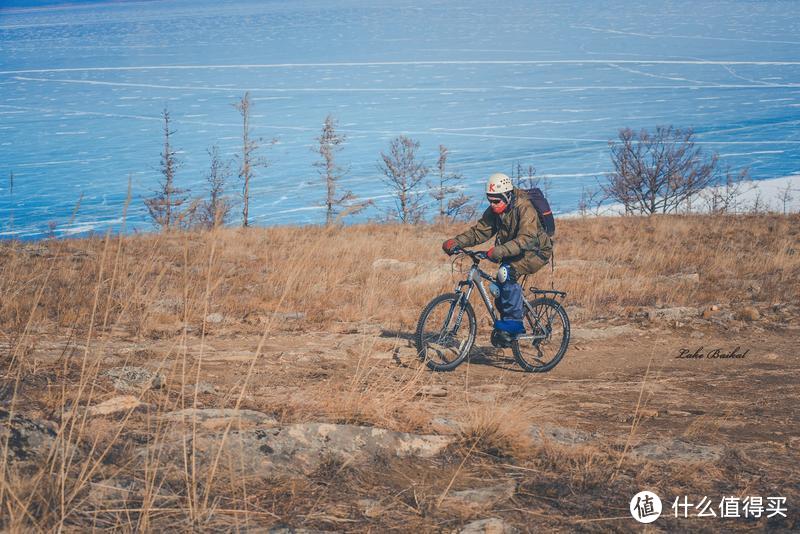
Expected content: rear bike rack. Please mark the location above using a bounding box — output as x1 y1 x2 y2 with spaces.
529 288 567 298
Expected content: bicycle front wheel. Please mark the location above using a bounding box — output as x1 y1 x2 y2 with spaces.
414 292 476 372
512 297 570 373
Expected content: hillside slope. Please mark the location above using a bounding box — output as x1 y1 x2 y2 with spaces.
1 215 798 531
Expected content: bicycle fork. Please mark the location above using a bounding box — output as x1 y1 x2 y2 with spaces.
451 266 497 334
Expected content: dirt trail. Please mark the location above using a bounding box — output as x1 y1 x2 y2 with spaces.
9 314 799 531
33 317 800 467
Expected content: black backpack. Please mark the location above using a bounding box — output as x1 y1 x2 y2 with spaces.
523 188 555 237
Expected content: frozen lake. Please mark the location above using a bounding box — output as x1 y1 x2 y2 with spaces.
1 0 799 238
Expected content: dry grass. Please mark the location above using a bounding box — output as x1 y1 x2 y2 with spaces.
2 214 797 338
0 213 798 531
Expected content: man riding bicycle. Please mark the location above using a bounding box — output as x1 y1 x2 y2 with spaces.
442 173 553 347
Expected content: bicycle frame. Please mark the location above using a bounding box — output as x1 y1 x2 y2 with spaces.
451 261 553 343
455 263 498 323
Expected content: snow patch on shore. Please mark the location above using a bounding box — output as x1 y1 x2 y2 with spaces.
560 174 800 217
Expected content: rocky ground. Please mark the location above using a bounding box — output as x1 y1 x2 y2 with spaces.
3 293 798 532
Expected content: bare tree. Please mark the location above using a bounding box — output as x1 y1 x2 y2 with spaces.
578 184 607 216
144 108 193 230
7 170 13 231
750 189 769 214
430 144 473 222
233 92 272 227
700 167 751 214
199 145 233 228
777 182 794 214
603 126 719 215
378 135 428 224
313 114 368 224
511 162 538 189
46 221 58 239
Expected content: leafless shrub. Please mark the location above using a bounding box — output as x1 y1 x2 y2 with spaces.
603 126 719 215
777 182 795 214
430 144 474 223
511 162 537 189
578 184 607 216
378 135 428 224
699 166 751 214
5 171 13 232
750 189 770 214
199 145 233 229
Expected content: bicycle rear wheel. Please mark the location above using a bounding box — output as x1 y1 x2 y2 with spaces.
512 297 570 372
414 292 476 372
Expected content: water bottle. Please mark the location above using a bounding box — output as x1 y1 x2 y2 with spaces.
489 281 500 298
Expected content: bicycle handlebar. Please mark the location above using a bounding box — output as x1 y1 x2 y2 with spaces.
451 246 492 263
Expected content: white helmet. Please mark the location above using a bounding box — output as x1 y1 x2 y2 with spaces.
486 173 513 196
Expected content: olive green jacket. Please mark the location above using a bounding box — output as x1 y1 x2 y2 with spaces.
452 188 553 271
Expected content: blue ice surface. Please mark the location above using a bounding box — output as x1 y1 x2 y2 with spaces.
0 0 799 239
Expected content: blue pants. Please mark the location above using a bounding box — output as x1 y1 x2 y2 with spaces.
494 263 524 323
496 281 523 321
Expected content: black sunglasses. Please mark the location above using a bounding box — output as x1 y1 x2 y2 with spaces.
487 197 504 205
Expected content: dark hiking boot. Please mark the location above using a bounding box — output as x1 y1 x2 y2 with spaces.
491 328 514 348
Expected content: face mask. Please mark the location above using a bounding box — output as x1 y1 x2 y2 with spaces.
490 199 508 214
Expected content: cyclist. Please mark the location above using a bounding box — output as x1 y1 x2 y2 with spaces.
441 173 553 347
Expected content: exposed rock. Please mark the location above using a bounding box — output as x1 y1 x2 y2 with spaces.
88 477 137 506
86 396 145 417
161 408 277 430
708 310 736 324
152 296 183 314
273 311 306 321
617 408 659 423
243 312 268 326
402 263 454 286
372 258 416 271
244 311 306 325
357 498 383 518
460 518 519 534
633 438 722 462
104 366 165 393
0 410 57 462
666 409 693 417
737 306 760 321
180 423 452 476
183 382 217 395
529 424 596 445
646 307 700 322
443 481 516 511
417 385 448 398
89 476 177 508
430 417 461 434
205 312 224 324
571 324 636 341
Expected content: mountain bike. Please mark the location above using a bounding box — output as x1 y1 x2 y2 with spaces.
414 247 570 372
